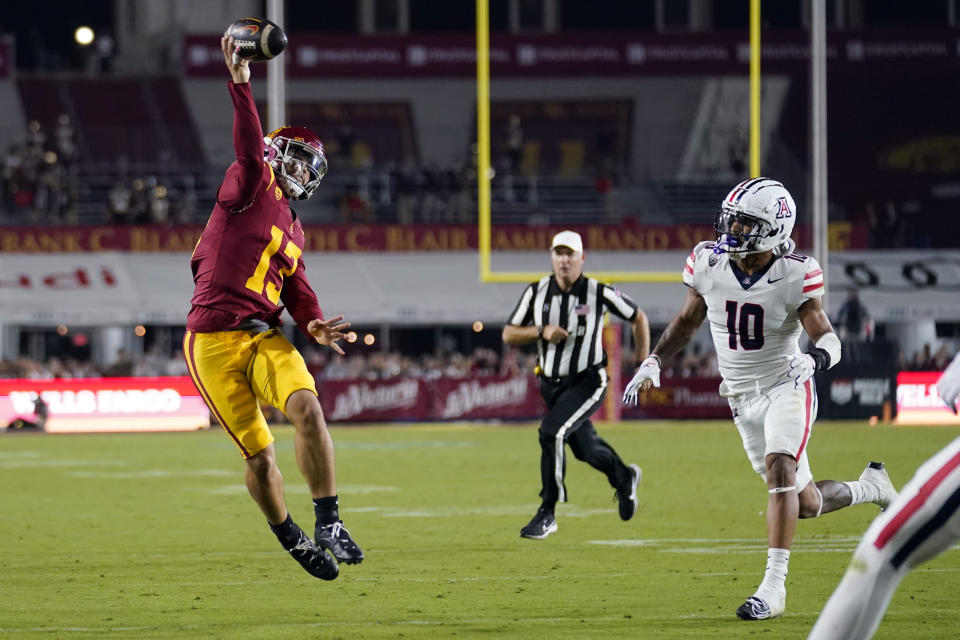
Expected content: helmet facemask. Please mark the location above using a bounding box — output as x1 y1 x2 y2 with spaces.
275 139 327 200
264 128 328 201
713 208 776 255
713 178 797 256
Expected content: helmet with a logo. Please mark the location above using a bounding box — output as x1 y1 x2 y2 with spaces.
263 125 328 200
714 177 796 255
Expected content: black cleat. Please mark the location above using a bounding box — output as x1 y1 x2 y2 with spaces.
520 507 558 539
287 530 339 581
615 463 642 521
315 521 364 564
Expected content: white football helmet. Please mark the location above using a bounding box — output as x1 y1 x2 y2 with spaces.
714 177 797 255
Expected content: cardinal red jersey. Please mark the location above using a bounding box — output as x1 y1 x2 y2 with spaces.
187 82 322 336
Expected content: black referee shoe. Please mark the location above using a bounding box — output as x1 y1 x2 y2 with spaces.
315 520 365 564
520 507 558 539
615 464 642 521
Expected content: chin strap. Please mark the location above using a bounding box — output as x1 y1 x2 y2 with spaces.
277 174 305 199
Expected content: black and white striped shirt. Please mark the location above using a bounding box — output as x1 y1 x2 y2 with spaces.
507 274 638 378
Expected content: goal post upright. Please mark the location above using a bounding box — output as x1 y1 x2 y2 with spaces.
474 0 680 286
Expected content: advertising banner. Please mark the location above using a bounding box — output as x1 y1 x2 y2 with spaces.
622 377 730 419
0 223 864 254
320 378 430 423
815 364 896 420
895 371 960 425
431 375 542 420
185 30 960 78
0 377 210 433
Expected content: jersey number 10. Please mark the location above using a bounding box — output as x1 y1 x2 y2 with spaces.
725 301 764 350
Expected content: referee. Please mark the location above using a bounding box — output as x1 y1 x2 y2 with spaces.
503 230 651 539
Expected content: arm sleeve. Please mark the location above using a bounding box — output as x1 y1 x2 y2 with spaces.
601 284 638 321
280 258 324 338
800 257 825 304
217 82 266 212
682 247 697 287
507 284 535 326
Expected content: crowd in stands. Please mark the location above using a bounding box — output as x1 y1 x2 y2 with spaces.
6 341 957 383
0 347 189 380
1 117 200 226
335 161 475 225
1 117 77 223
899 343 955 372
104 174 198 226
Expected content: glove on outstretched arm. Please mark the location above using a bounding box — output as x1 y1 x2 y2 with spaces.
622 355 662 407
788 332 842 389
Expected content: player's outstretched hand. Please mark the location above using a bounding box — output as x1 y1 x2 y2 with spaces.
788 353 816 389
309 316 351 356
221 36 251 83
937 354 960 414
622 355 662 407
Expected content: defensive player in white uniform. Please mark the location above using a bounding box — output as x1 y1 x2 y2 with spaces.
808 354 960 640
622 177 898 621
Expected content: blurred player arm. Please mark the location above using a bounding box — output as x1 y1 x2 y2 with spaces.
217 37 263 212
280 260 325 335
601 286 649 363
630 309 650 363
280 263 349 356
798 297 841 370
937 353 960 413
650 286 707 364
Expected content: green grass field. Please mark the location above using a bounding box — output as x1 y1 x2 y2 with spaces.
1 420 958 639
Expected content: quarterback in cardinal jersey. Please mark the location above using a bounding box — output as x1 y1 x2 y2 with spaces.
182 36 363 583
623 177 898 621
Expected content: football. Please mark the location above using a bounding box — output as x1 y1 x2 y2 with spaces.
224 17 287 61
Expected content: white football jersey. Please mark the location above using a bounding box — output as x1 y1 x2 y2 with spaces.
683 241 824 396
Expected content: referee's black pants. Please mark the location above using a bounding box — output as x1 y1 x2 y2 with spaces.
537 367 632 508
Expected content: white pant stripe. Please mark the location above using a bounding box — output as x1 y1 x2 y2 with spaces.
554 369 608 503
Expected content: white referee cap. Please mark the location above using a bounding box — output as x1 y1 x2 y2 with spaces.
551 230 583 254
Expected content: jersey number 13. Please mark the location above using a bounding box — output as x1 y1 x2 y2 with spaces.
245 225 302 305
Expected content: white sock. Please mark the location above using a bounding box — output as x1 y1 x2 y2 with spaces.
844 480 875 506
758 548 790 597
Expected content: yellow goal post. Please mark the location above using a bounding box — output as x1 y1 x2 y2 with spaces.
474 0 762 285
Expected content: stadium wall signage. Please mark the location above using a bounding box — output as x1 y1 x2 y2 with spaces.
0 223 862 253
895 371 960 426
183 30 960 78
0 377 210 433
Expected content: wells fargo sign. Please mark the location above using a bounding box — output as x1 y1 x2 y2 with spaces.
0 223 864 254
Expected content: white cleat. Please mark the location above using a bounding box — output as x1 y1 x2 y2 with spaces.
736 588 786 621
859 461 898 510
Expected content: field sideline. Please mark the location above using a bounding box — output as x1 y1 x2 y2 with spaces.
1 420 958 639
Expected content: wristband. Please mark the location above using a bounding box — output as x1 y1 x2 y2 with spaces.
537 325 544 339
806 347 831 372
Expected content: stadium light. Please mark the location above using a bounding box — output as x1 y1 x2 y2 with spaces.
363 333 376 346
74 26 95 46
134 325 146 337
472 321 484 333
